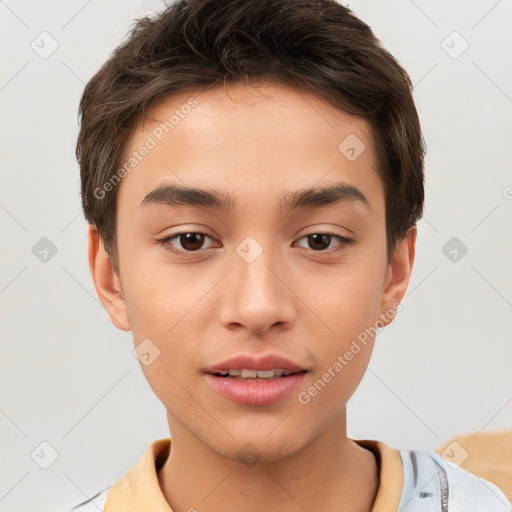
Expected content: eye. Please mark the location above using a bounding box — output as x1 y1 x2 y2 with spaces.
158 232 218 255
158 231 354 257
295 233 354 253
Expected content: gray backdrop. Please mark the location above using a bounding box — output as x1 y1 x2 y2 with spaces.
1 1 511 511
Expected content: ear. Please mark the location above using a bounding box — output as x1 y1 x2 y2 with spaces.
88 225 131 331
378 225 417 327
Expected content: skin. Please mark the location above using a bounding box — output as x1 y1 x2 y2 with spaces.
89 82 416 512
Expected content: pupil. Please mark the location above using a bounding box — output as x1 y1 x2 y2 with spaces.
181 233 204 251
309 234 330 250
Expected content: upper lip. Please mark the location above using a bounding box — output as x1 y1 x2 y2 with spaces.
204 353 308 374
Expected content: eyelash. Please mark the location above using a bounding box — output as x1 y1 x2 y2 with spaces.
157 231 354 257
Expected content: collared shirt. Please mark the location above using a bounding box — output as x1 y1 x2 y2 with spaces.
103 438 403 511
71 437 511 511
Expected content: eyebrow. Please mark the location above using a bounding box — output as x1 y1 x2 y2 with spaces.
140 181 370 213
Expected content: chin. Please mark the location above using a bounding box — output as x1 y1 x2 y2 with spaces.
210 429 310 466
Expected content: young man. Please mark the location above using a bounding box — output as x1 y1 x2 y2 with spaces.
73 0 510 510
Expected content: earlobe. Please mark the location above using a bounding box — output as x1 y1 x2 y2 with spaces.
378 225 417 326
88 225 131 331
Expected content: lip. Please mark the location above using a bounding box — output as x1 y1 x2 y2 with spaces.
205 371 307 406
203 353 307 373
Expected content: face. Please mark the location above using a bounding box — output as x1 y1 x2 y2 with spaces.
90 81 414 462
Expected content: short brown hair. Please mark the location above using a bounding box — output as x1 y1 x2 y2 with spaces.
77 0 425 275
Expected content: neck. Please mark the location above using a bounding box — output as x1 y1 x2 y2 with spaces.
158 409 379 512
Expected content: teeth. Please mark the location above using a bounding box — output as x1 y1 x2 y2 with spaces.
218 369 295 378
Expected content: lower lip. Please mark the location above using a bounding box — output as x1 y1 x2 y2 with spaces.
205 372 307 406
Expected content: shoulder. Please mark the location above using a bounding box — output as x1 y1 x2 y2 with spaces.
399 448 511 511
69 484 111 512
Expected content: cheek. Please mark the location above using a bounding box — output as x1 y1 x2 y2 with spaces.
307 260 384 337
132 311 201 410
123 266 214 398
307 258 384 382
298 284 379 411
122 253 207 335
300 346 373 412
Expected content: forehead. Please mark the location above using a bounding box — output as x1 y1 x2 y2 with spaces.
117 81 383 212
138 81 376 151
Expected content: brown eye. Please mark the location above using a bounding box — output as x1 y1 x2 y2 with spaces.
307 233 332 251
178 233 205 251
159 232 217 255
295 232 354 253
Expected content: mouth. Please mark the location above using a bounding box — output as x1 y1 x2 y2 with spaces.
204 369 308 406
210 369 308 380
203 353 309 404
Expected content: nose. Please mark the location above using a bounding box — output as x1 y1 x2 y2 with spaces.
217 241 296 334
